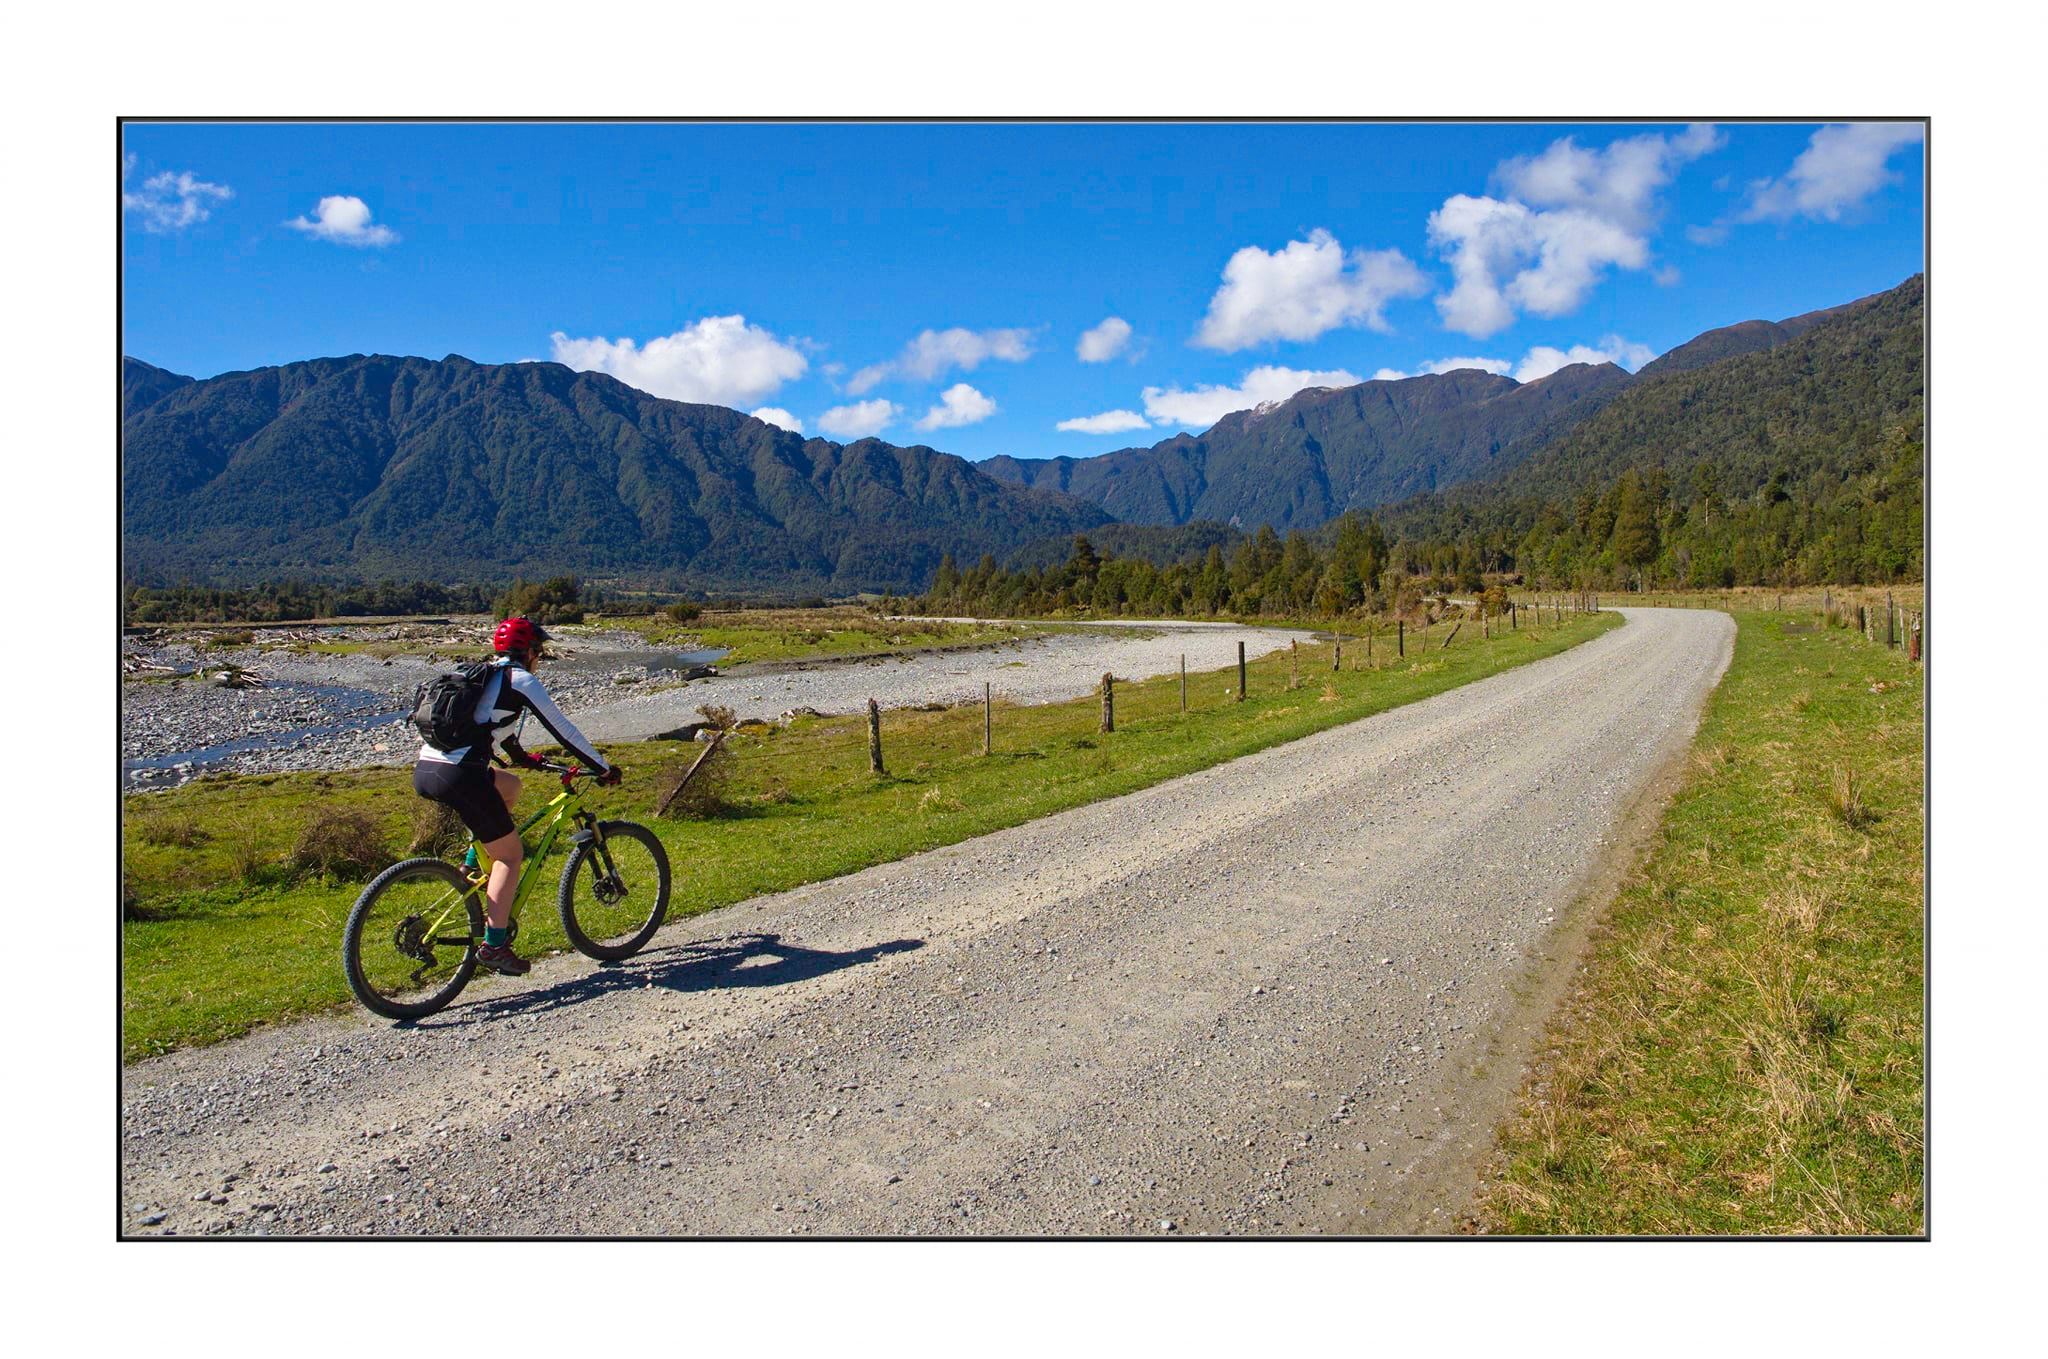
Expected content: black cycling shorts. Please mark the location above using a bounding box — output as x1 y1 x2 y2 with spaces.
412 760 514 843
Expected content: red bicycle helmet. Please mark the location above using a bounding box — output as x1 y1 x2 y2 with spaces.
493 616 549 656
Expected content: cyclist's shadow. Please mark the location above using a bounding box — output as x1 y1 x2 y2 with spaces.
418 931 925 1028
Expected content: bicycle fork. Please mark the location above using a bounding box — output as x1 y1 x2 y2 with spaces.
571 812 628 899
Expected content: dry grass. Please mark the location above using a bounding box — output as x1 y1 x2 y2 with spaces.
406 799 468 856
1826 764 1875 830
1479 607 1922 1235
288 808 396 882
136 812 208 848
654 741 734 820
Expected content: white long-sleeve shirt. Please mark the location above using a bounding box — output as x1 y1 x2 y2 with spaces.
415 657 609 772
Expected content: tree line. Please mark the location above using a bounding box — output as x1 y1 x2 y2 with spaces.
907 425 1922 623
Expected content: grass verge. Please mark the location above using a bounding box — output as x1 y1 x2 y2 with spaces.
123 610 1616 1062
1479 608 1924 1235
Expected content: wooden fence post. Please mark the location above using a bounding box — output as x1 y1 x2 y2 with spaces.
1398 619 1405 657
1441 621 1461 650
867 698 884 774
1289 639 1298 689
1237 641 1246 701
983 681 991 756
1100 672 1114 733
1886 592 1896 648
1179 653 1187 714
1333 635 1342 670
1366 623 1374 666
1511 602 1517 629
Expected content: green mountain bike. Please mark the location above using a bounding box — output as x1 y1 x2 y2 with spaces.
342 761 671 1020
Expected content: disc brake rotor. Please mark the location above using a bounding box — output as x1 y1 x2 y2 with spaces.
392 914 433 964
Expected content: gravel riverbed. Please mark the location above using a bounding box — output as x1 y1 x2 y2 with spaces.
121 619 1314 790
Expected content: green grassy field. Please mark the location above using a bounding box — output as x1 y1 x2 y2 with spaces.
1480 607 1924 1235
122 609 1615 1061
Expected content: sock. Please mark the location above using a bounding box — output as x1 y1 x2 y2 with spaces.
484 925 509 948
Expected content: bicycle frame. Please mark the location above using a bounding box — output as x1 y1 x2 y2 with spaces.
417 780 608 948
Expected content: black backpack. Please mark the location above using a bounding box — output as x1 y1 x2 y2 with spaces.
409 661 498 751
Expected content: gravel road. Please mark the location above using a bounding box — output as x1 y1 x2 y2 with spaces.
121 607 1733 1236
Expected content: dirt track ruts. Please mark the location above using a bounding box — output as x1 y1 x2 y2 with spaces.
121 607 1734 1236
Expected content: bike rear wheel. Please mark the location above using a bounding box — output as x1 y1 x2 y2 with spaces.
557 821 670 961
343 858 485 1020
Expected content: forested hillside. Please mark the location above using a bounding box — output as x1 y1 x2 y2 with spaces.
121 354 1109 592
910 275 1924 618
1380 274 1924 587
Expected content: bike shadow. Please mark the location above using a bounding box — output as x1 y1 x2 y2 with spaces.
418 931 925 1028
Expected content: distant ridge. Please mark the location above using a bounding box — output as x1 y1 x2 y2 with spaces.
123 357 193 416
1634 291 1880 378
983 362 1632 532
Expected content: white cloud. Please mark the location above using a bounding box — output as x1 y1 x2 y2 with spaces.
1141 365 1362 432
1428 125 1720 337
122 159 232 233
1076 316 1134 362
914 383 998 431
750 407 804 434
1056 409 1152 435
284 195 399 247
1512 334 1656 383
817 399 900 439
1740 122 1924 223
1498 123 1723 233
1372 368 1410 382
847 327 1034 394
550 316 808 407
1193 230 1429 351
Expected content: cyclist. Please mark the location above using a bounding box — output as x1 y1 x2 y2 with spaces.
412 616 623 975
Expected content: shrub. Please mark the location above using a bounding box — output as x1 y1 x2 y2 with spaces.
495 575 584 625
290 808 396 881
696 703 737 731
655 743 732 820
664 601 702 623
228 829 272 887
206 630 255 649
407 799 468 857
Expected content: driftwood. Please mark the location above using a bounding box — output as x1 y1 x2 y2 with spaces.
653 729 728 818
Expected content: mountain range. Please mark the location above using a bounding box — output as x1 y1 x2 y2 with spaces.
122 356 1110 591
121 277 1921 591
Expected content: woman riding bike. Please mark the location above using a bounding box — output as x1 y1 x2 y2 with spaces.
412 616 623 976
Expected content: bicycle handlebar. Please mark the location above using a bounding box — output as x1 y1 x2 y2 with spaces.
532 758 587 788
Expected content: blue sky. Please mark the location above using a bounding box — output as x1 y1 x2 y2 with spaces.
120 121 1924 461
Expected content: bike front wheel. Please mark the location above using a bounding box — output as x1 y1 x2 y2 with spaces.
343 858 485 1020
557 821 671 961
